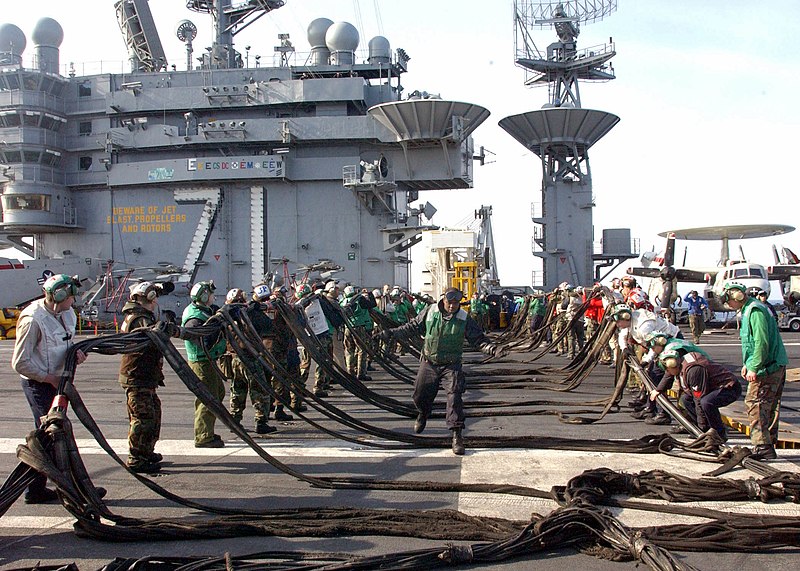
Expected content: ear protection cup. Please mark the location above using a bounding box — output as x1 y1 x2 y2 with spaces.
722 287 746 303
145 289 158 301
45 275 79 303
729 288 745 302
190 281 216 305
51 286 69 303
661 356 680 369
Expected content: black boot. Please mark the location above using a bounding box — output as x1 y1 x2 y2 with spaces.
644 412 671 425
414 413 427 434
273 406 294 421
752 444 777 460
451 429 465 455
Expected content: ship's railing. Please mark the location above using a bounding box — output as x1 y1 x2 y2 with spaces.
342 165 359 186
592 237 640 256
21 45 400 78
16 165 65 185
0 89 66 113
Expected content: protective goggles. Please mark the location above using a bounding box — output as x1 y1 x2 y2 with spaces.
444 290 463 302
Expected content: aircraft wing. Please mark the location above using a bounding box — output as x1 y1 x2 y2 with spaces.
675 268 713 283
627 267 661 279
769 265 800 280
628 267 711 283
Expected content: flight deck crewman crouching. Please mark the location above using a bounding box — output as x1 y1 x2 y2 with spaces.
384 287 502 455
652 346 741 441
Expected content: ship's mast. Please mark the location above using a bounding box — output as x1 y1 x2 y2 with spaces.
500 1 626 289
186 0 285 69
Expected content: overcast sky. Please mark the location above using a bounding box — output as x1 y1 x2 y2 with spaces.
5 0 800 292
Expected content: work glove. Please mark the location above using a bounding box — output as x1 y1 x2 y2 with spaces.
154 320 183 338
377 329 393 343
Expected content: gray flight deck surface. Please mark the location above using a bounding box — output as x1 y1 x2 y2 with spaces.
1 327 800 570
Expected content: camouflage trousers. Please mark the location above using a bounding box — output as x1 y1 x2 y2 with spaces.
745 365 786 446
219 354 268 424
125 386 161 466
688 315 705 344
551 314 565 350
307 334 333 393
189 360 225 445
262 349 290 409
343 325 368 378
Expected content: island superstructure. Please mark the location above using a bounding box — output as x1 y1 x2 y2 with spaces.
0 0 489 318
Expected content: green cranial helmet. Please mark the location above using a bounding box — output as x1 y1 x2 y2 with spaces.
721 282 747 303
609 304 632 321
297 283 312 299
190 280 216 304
658 347 681 370
43 274 80 302
645 331 670 348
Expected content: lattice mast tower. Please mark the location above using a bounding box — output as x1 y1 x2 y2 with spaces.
499 1 619 289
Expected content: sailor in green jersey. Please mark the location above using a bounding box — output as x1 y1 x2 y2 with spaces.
386 287 501 455
722 282 788 460
182 281 227 448
528 294 546 335
469 292 489 330
341 285 374 381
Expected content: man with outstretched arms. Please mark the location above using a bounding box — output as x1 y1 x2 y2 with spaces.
386 287 501 455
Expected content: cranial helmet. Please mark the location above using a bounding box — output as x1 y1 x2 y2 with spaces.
645 331 670 348
343 285 356 298
721 282 747 304
252 283 271 301
44 274 81 303
130 281 158 302
609 304 632 322
297 284 312 299
225 288 246 304
190 281 216 305
658 348 681 370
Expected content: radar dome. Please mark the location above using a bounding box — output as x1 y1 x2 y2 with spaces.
307 18 333 49
368 36 390 64
31 17 63 47
0 23 26 55
326 21 359 52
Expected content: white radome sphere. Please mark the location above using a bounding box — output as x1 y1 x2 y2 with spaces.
31 17 63 47
307 18 334 49
326 21 359 52
0 23 27 54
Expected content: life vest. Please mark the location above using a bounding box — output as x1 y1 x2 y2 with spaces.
182 303 226 362
423 305 468 365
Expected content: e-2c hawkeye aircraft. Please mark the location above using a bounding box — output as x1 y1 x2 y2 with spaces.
628 224 795 313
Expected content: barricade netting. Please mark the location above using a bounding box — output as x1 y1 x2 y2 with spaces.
2 290 799 570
